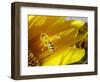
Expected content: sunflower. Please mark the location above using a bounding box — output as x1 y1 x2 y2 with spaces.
28 16 88 66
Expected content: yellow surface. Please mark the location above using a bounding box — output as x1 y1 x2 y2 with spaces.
28 15 87 66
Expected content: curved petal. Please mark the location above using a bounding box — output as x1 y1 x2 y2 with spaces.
71 20 85 28
41 47 85 66
61 47 85 65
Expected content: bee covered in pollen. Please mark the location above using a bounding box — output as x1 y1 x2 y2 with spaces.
40 33 55 53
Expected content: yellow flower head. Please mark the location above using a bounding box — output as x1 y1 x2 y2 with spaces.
28 16 88 66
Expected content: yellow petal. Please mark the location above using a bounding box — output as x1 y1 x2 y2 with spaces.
41 47 85 66
70 48 85 64
71 20 85 28
41 51 63 66
28 16 35 23
61 47 85 64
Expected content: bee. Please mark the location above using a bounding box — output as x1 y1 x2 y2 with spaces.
40 33 55 53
